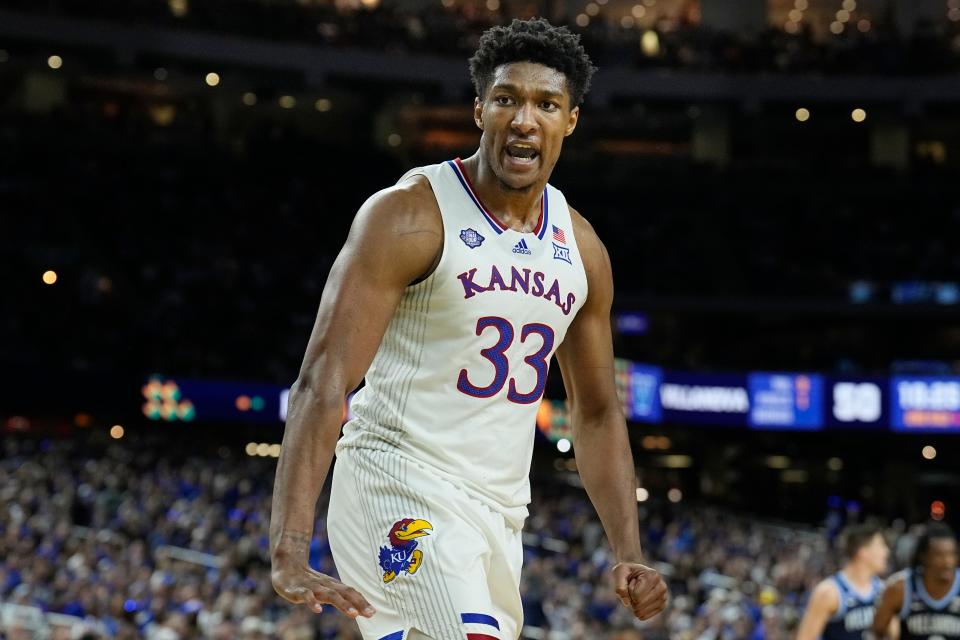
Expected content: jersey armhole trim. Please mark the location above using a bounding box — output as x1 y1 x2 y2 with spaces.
831 576 848 619
900 572 913 620
400 168 448 287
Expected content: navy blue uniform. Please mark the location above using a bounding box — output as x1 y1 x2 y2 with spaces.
900 568 960 639
822 572 883 639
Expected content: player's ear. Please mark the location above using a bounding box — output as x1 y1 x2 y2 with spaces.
474 96 483 130
565 105 579 137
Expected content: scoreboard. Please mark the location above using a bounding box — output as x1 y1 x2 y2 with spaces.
140 371 960 433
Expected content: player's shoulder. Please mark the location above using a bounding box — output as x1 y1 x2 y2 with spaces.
885 569 909 591
810 577 842 608
566 204 609 275
357 172 442 236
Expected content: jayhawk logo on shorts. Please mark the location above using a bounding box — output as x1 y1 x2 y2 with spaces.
378 518 433 583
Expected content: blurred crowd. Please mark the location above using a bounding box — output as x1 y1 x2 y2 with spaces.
0 433 927 639
5 0 960 74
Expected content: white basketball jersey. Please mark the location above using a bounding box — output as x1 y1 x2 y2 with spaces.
337 158 588 528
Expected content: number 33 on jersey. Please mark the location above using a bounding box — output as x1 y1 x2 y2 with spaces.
340 158 588 527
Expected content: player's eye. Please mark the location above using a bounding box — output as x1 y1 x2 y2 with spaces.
540 101 559 111
495 95 514 106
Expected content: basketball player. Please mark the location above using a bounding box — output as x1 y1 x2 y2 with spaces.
796 524 890 640
269 18 668 640
873 523 960 639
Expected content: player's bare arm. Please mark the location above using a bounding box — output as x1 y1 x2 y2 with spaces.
269 176 442 618
873 574 905 639
555 207 668 622
796 579 840 640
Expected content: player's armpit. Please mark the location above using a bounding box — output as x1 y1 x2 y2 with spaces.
872 575 906 638
795 580 840 640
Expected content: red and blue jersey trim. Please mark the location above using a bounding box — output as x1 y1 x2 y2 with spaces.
449 158 548 239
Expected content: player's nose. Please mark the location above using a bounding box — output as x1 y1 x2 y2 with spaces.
510 101 538 135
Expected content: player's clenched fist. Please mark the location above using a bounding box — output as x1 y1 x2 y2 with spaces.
612 561 669 621
271 556 376 619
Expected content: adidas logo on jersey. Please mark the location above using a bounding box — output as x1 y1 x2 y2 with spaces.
512 239 532 255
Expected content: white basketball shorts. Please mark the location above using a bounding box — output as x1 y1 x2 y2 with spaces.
327 446 524 640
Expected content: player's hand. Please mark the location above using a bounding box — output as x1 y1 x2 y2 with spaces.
272 557 376 619
612 561 668 621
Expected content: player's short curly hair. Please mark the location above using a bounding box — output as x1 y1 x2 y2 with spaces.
469 18 597 108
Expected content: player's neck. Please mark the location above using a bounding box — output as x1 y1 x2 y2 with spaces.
459 154 546 232
922 569 957 599
842 563 874 590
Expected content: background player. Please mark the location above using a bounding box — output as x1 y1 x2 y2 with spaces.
873 523 960 639
269 18 668 640
797 524 890 640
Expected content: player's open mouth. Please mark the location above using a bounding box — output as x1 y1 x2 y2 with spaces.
504 143 539 167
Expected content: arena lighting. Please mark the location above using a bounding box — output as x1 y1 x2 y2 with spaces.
836 9 851 23
47 55 63 70
827 457 843 471
42 270 57 285
667 488 682 503
153 68 168 81
279 95 296 109
556 438 572 453
388 133 402 147
660 455 692 468
268 444 282 458
314 98 332 112
931 501 946 521
785 21 800 34
788 9 803 21
168 0 188 17
486 0 499 11
245 442 257 456
256 443 270 456
794 0 808 9
857 19 871 32
110 425 125 439
842 0 856 10
575 13 590 27
235 395 252 411
781 469 809 483
242 92 257 106
636 487 649 502
632 5 646 18
205 72 220 87
765 455 791 469
641 30 661 57
585 2 600 16
922 445 937 460
621 16 635 28
830 21 844 34
795 107 810 122
851 108 867 122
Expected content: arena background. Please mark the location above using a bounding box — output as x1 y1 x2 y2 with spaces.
2 0 960 637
